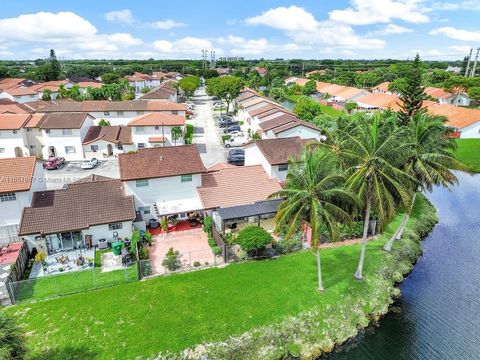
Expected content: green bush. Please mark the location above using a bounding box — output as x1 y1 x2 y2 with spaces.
238 121 244 126
144 231 152 245
130 231 141 256
274 235 303 254
222 232 235 245
138 246 149 260
0 311 26 359
236 226 273 256
203 215 213 235
161 248 182 271
221 134 231 143
212 246 222 256
208 235 216 248
184 124 194 144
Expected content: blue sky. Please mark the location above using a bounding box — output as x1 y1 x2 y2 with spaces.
0 0 479 60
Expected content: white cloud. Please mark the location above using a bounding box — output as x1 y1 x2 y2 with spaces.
431 1 480 12
152 37 219 57
245 6 385 50
216 35 308 55
0 12 143 58
105 9 134 24
148 19 186 30
329 0 430 25
430 27 480 41
375 24 413 35
448 45 473 53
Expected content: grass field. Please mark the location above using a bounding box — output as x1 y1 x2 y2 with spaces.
6 198 428 360
455 139 480 173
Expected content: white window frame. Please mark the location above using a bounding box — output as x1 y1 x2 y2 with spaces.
137 143 146 149
138 206 151 215
64 146 76 154
90 145 99 151
135 127 145 133
117 111 124 116
278 164 289 172
181 174 193 182
0 148 5 153
108 222 123 231
104 111 110 116
62 129 72 136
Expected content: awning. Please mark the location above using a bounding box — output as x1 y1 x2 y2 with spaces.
155 197 204 216
216 199 282 221
148 136 166 143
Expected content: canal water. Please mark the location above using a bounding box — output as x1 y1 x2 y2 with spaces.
327 171 480 360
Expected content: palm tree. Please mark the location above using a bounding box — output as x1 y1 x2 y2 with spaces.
171 126 182 146
269 149 358 291
384 113 462 251
344 116 413 280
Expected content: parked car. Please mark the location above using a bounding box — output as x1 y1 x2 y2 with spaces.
224 135 248 148
81 158 98 170
218 117 238 128
224 125 241 134
186 110 194 116
43 157 65 170
213 102 225 109
227 149 245 166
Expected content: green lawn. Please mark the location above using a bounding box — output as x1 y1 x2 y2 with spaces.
13 250 137 303
6 197 429 360
455 139 480 172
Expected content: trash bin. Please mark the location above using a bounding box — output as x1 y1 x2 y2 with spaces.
112 241 123 256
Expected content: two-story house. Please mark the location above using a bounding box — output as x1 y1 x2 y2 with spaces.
82 125 135 158
244 137 315 182
0 156 45 243
128 113 186 148
140 81 178 102
40 113 94 160
0 114 32 158
38 100 187 126
118 145 206 223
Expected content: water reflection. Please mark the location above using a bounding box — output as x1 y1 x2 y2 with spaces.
327 172 480 360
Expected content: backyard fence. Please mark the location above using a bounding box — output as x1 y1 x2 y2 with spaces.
7 261 139 304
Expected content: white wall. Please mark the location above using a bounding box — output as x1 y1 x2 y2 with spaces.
25 128 44 157
86 110 186 126
124 174 202 219
459 122 480 139
0 129 29 158
41 116 94 160
269 125 322 141
84 221 133 245
244 145 274 178
83 140 136 159
130 125 184 148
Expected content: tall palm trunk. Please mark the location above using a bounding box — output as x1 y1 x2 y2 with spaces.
383 191 417 251
316 247 324 291
355 193 371 280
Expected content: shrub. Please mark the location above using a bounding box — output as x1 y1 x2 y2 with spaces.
34 251 46 263
184 124 194 144
223 232 235 245
130 231 141 256
236 226 273 256
161 247 182 271
193 261 201 267
208 235 216 248
274 235 303 254
0 311 26 359
203 215 213 235
144 231 152 245
221 134 231 143
138 246 149 260
212 246 222 256
238 121 244 126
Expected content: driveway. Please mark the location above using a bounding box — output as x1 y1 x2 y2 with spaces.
43 160 119 190
189 87 228 167
149 228 221 274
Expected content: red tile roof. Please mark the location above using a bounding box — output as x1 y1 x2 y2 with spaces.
39 100 187 113
247 137 315 165
82 126 132 145
39 113 91 129
118 145 205 181
128 112 185 127
148 136 166 143
0 157 37 194
197 165 282 209
0 113 32 130
0 99 33 114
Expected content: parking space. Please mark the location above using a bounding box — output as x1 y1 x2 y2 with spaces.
43 160 119 190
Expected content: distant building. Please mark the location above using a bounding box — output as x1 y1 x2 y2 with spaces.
218 57 244 61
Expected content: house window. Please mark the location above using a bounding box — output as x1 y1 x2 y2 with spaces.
137 143 146 149
108 222 123 230
154 125 160 130
13 130 17 134
135 179 149 187
0 148 4 153
117 144 123 150
136 127 144 133
181 174 192 182
139 206 151 215
117 111 124 116
65 146 76 154
45 129 51 134
104 111 110 116
26 128 32 132
0 193 16 202
172 111 178 115
278 164 289 172
62 129 72 135
137 111 144 115
30 145 36 149
90 145 99 151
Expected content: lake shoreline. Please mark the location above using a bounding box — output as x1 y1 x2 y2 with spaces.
156 195 438 360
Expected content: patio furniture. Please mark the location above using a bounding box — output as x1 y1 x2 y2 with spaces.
97 238 108 250
76 257 85 266
55 255 69 264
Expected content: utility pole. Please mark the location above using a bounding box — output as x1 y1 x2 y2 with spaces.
210 51 216 69
470 48 480 78
464 48 473 77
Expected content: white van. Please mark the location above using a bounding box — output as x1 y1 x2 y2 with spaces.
224 135 248 148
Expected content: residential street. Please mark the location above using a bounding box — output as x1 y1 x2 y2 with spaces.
189 87 228 167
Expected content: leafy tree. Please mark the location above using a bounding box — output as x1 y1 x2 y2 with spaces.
302 79 317 95
0 66 11 78
68 84 83 101
269 87 286 101
344 102 358 114
161 247 182 271
141 87 151 94
444 76 467 106
293 96 323 121
101 72 121 84
388 78 407 94
384 114 461 251
41 89 52 101
235 226 273 257
398 54 426 126
57 84 69 99
44 49 61 81
0 311 26 359
206 76 243 114
178 76 200 98
97 119 111 126
171 126 182 145
468 86 480 102
270 149 357 290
